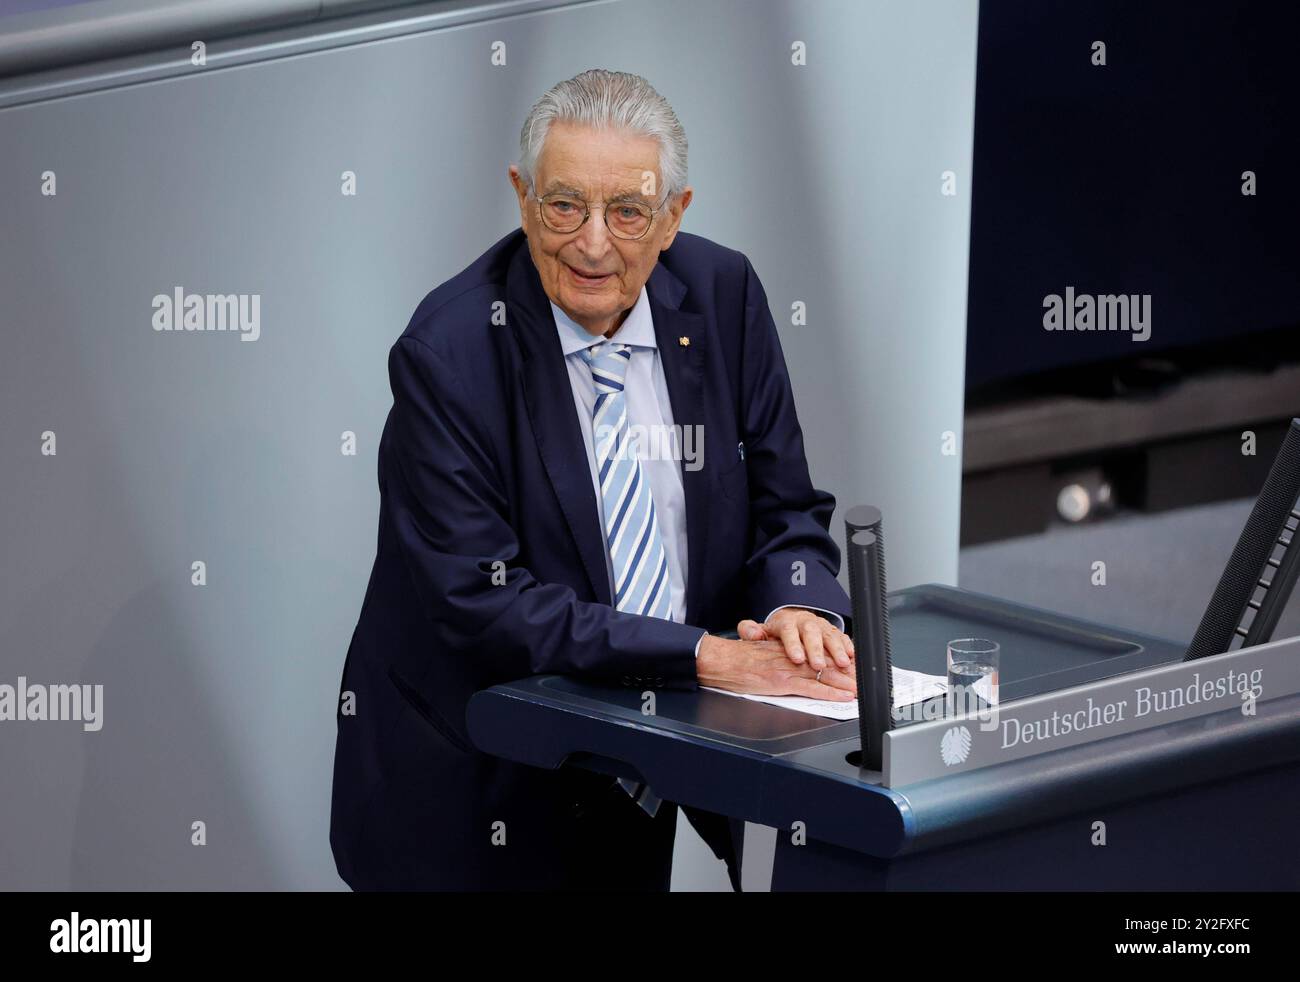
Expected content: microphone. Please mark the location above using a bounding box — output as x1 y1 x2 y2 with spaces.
845 507 895 771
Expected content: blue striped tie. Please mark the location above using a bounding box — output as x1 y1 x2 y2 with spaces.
582 340 671 817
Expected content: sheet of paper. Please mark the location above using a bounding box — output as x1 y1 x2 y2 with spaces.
701 666 949 721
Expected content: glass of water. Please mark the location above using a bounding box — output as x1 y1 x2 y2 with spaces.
946 638 1000 715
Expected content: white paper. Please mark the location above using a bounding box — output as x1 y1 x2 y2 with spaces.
702 666 949 721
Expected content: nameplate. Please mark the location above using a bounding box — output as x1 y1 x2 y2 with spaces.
882 634 1300 787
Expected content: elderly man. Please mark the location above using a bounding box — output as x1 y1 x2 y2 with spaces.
330 69 856 892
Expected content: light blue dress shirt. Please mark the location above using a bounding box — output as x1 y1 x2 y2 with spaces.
550 286 845 658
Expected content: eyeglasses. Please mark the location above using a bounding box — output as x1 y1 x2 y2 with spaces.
531 187 669 240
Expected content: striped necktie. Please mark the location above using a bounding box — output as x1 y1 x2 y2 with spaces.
582 340 671 817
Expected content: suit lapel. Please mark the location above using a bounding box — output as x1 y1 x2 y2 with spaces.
646 264 710 624
507 242 612 606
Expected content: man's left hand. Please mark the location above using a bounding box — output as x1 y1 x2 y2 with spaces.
736 608 854 672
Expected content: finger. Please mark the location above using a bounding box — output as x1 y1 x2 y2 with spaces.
800 619 828 672
816 665 857 694
778 622 805 665
737 619 766 641
822 626 851 670
785 675 856 702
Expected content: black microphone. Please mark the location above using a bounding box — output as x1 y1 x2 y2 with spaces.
845 505 891 658
846 516 895 772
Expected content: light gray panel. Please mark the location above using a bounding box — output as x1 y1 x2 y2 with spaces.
0 0 977 889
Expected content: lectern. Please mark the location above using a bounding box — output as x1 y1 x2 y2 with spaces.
467 582 1300 890
469 427 1300 889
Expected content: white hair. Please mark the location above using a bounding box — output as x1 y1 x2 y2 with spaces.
517 69 688 202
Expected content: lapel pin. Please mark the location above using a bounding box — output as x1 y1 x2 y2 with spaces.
679 336 691 347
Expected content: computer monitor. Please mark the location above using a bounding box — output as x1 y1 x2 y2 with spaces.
1186 418 1300 660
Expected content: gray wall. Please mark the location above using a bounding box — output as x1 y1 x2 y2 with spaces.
0 0 978 890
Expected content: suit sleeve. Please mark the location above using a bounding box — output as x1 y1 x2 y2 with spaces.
383 335 706 690
737 255 853 630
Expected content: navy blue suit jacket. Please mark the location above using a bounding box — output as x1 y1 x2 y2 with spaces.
330 228 851 889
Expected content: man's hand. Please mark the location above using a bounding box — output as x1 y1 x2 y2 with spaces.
736 607 854 673
696 634 857 702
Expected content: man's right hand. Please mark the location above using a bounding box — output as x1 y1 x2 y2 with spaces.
696 634 857 702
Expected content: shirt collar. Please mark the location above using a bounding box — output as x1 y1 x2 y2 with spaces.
551 285 656 357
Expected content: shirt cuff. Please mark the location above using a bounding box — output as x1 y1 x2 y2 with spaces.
694 630 707 658
765 604 845 633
